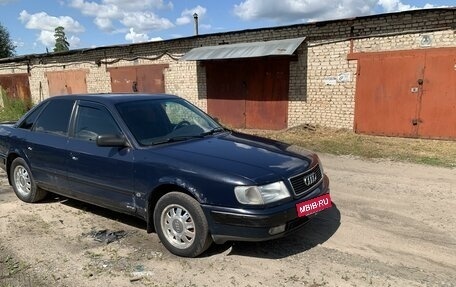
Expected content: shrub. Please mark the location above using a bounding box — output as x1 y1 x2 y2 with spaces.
0 88 29 122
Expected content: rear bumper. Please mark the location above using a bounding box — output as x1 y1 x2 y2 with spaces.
202 175 330 244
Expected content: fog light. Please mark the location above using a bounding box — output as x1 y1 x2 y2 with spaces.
268 224 286 235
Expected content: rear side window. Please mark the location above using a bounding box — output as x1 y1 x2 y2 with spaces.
34 99 74 136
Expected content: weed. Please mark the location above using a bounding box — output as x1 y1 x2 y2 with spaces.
246 125 456 168
0 251 37 287
0 89 30 122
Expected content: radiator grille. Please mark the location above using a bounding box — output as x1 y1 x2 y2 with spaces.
289 164 322 196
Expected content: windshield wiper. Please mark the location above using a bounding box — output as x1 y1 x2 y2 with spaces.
151 128 227 145
200 127 226 136
151 135 204 145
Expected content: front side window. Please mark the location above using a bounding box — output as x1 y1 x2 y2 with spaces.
34 99 74 136
74 104 121 142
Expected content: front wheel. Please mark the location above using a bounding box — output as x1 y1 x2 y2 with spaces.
10 158 47 203
154 192 212 257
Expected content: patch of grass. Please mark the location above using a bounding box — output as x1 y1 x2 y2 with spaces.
244 125 456 168
0 89 29 122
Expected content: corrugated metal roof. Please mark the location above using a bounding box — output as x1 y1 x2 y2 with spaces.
180 37 306 61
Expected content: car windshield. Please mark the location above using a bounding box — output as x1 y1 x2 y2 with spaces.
116 98 223 146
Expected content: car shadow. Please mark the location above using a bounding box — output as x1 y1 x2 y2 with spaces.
40 194 340 259
42 194 146 230
204 203 341 259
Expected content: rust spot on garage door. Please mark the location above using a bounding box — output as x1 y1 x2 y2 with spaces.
46 70 88 96
108 64 168 93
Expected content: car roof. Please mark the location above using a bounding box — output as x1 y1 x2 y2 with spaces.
48 93 180 105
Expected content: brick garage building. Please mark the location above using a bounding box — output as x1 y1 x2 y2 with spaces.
0 8 455 138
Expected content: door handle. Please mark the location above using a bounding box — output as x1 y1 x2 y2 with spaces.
27 146 33 151
71 156 78 161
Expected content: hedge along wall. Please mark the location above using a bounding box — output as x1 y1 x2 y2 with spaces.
0 8 454 129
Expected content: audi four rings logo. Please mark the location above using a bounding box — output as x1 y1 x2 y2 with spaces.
303 172 317 186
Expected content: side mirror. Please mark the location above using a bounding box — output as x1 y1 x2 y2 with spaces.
96 134 129 147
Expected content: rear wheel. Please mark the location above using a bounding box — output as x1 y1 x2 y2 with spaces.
154 192 212 257
10 158 47 203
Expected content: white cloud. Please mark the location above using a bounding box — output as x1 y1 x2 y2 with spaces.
19 10 84 48
37 30 55 47
121 12 174 33
104 0 172 10
234 0 377 22
94 17 114 32
233 0 444 22
70 0 174 35
378 0 412 12
19 10 84 33
70 0 173 17
70 0 122 19
68 35 81 47
125 28 163 43
150 37 163 42
125 28 149 43
176 5 207 25
377 0 441 12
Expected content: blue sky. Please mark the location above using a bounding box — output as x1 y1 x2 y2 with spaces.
0 0 454 56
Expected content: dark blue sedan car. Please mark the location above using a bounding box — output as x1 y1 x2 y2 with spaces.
0 94 331 257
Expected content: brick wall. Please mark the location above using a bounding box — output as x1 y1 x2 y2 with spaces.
288 41 357 129
0 8 454 130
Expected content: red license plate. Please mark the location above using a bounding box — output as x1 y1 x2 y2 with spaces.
296 194 332 217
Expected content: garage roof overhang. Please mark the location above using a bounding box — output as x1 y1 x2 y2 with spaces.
180 37 305 61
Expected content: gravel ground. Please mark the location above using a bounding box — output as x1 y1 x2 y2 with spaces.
0 154 455 287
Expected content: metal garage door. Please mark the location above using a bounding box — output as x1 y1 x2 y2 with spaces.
108 64 168 93
206 58 289 130
0 74 32 106
418 49 456 138
46 70 88 96
354 48 456 139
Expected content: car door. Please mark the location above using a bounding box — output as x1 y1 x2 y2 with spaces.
23 99 74 193
66 100 136 213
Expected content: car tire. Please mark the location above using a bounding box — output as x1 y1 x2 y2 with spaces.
154 192 212 257
10 158 47 203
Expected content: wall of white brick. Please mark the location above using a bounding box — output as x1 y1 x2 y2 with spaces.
288 41 357 129
0 8 454 130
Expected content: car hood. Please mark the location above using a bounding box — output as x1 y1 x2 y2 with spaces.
156 132 314 183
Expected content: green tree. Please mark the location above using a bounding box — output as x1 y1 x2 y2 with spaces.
53 26 69 52
0 22 16 58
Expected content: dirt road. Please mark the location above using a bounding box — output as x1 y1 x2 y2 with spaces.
0 154 455 287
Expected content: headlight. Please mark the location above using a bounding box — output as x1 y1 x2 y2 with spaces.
234 181 291 205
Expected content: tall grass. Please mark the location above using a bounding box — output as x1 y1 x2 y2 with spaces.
0 89 29 122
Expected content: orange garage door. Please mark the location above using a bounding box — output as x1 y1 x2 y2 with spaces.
354 48 456 139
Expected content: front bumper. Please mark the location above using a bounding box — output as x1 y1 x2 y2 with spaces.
202 174 330 244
